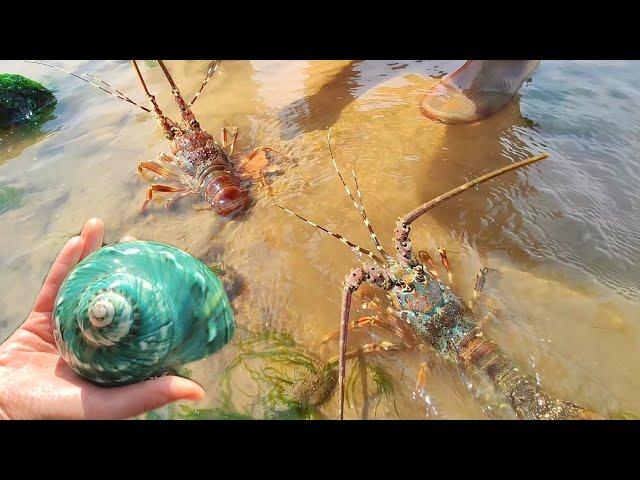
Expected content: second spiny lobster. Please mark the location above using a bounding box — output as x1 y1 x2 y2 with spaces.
27 60 284 216
278 129 604 420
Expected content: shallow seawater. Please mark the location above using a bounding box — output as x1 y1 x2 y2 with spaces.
0 60 638 419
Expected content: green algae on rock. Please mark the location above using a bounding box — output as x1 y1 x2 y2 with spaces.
0 73 56 128
52 241 236 387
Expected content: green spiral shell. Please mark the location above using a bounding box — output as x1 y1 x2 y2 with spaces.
52 241 235 387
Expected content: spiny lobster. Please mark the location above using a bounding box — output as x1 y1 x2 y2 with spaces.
27 60 283 216
278 129 603 420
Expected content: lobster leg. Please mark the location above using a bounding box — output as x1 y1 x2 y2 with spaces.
158 153 175 165
418 250 440 279
166 190 198 209
137 159 179 180
469 267 493 321
140 184 189 213
192 205 214 211
238 147 291 172
222 127 239 155
321 315 414 346
237 147 291 196
415 362 430 392
413 362 441 418
472 267 489 301
438 247 454 285
343 341 408 361
338 265 396 419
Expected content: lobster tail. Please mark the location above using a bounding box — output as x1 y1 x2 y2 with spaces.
457 331 603 420
203 173 249 216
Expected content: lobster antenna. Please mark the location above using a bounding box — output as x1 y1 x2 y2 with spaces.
156 60 200 130
401 153 550 225
24 61 152 114
131 60 181 138
188 60 222 108
327 128 393 264
275 204 385 266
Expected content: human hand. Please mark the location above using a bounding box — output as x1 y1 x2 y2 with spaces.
0 218 205 419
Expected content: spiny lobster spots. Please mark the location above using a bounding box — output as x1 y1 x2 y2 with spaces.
398 279 444 315
171 131 227 177
171 130 215 153
204 175 249 216
457 334 497 367
403 292 435 312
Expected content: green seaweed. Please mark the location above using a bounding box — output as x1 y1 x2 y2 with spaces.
368 361 399 417
188 329 328 419
183 327 398 420
177 405 255 420
267 403 322 420
178 402 321 421
344 357 398 417
0 185 25 214
0 74 56 128
145 326 402 420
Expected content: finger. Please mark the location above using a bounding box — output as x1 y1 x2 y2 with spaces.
85 376 206 420
119 235 138 243
32 236 85 314
80 218 105 260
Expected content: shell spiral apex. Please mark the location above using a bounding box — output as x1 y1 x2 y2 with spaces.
52 241 235 387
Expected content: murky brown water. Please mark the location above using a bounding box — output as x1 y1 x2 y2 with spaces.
1 60 638 419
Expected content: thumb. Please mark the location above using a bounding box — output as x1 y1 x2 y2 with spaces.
86 376 206 419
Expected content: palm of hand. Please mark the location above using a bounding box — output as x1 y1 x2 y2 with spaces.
0 219 204 420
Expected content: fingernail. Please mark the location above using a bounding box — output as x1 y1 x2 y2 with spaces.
120 235 138 243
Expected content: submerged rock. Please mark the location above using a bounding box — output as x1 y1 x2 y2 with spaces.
0 73 56 128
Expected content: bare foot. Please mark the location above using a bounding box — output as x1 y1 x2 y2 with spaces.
420 60 540 124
